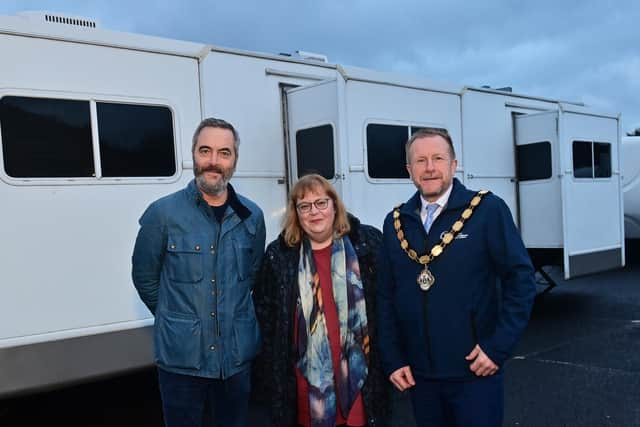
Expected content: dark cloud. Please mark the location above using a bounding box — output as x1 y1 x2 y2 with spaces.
1 0 639 129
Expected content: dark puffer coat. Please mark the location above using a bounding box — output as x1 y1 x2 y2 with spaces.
252 215 390 427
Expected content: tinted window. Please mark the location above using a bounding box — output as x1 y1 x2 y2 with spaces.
572 140 612 179
97 103 175 177
0 96 94 178
516 141 552 181
572 141 593 178
367 124 409 179
296 124 334 179
593 142 611 178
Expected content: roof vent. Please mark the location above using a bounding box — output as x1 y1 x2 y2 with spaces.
18 11 99 29
295 50 328 63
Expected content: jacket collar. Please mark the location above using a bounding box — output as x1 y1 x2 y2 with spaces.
187 179 252 220
399 178 473 216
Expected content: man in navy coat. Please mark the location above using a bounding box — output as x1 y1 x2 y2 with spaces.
377 128 536 426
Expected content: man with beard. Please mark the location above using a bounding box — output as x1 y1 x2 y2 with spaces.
377 128 536 427
132 117 266 427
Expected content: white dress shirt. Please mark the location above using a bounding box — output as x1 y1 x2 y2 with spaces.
420 183 453 225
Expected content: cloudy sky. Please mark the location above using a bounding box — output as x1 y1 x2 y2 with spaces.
2 0 639 132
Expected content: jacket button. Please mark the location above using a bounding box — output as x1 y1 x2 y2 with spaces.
210 312 216 317
170 244 176 249
195 245 201 251
210 345 216 351
211 278 215 283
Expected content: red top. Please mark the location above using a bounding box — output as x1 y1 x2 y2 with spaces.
295 244 366 427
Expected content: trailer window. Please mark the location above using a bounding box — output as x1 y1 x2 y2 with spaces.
572 140 612 179
367 124 410 179
295 124 335 179
366 124 448 179
0 96 94 178
516 141 552 181
572 141 593 178
97 103 175 177
593 142 611 178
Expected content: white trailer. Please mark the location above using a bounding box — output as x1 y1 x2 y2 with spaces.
0 11 626 397
622 136 640 240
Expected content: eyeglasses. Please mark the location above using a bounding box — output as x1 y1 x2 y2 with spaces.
296 198 331 214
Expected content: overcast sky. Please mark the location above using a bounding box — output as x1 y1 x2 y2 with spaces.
2 0 639 132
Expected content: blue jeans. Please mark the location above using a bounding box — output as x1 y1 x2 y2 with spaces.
157 368 251 427
410 373 504 427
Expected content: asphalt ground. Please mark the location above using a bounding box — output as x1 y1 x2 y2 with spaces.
503 261 640 427
1 260 639 426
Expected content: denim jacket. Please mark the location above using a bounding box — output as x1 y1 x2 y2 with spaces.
132 180 266 379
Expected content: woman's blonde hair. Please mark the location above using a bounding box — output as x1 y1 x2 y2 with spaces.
282 174 351 247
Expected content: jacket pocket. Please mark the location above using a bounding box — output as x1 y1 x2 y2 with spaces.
155 310 202 369
233 239 254 281
166 233 203 283
230 313 261 366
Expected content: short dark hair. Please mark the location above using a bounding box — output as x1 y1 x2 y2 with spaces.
405 128 455 163
191 117 240 158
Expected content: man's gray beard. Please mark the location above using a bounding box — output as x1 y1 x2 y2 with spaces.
196 174 230 196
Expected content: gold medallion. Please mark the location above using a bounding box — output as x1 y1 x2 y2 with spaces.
391 190 489 292
417 266 435 291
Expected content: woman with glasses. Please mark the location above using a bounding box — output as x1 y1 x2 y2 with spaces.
252 174 389 427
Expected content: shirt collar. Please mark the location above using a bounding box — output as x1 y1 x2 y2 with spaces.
420 182 453 212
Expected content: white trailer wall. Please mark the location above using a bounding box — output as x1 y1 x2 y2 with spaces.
343 80 462 229
0 23 202 395
622 137 640 239
461 89 558 223
199 50 337 241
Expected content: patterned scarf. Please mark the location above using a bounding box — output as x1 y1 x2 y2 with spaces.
296 236 370 427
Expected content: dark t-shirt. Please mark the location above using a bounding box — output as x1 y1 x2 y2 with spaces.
210 202 228 223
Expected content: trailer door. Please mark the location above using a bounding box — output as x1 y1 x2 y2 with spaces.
285 80 342 194
558 107 624 278
514 112 563 251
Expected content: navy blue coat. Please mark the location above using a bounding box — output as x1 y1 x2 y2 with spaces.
377 179 536 380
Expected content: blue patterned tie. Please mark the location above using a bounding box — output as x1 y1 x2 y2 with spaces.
424 203 439 234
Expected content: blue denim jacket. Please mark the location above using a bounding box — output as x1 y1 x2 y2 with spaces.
132 180 266 379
